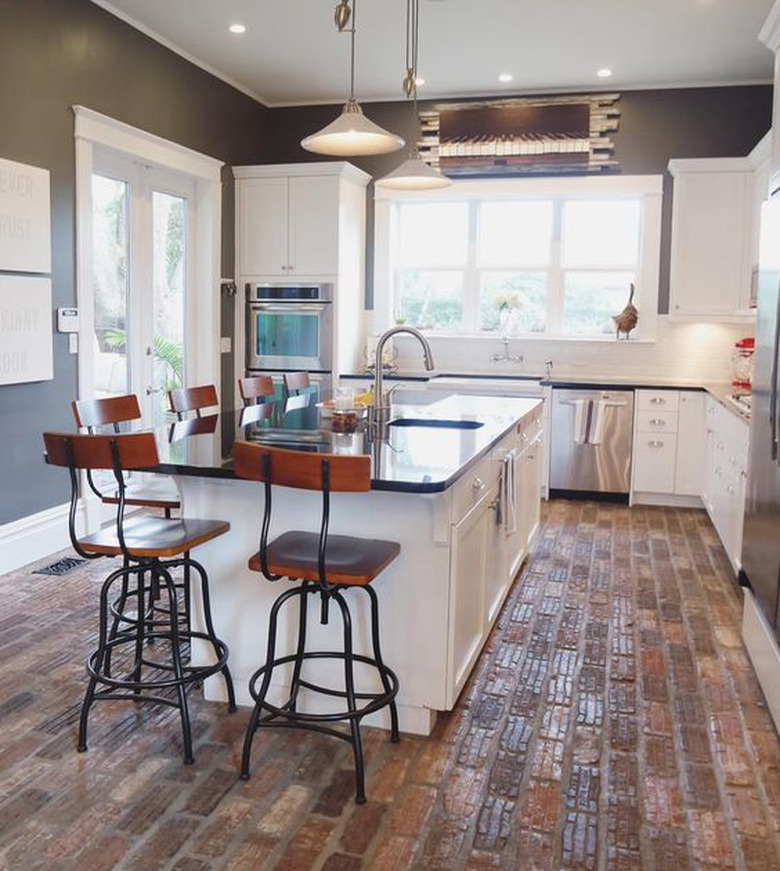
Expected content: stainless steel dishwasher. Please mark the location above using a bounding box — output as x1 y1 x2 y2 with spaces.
550 388 635 496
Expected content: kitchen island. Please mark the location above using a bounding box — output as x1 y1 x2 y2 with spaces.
153 392 544 735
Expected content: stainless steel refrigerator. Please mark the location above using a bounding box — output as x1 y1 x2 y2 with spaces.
742 187 780 639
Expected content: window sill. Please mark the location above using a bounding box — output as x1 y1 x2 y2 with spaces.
394 331 657 345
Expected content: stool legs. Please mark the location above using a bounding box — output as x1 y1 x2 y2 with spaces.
333 590 366 804
363 585 400 743
288 581 310 713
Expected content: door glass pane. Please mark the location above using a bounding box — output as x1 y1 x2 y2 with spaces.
152 192 187 424
562 271 636 336
398 203 469 267
562 199 641 267
479 271 548 334
396 270 464 331
92 174 129 398
477 202 553 266
256 312 320 357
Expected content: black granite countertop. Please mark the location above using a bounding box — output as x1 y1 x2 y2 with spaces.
139 392 541 494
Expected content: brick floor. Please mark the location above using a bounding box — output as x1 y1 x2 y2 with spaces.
1 500 779 870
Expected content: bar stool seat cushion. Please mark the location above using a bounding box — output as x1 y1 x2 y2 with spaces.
249 531 400 586
78 515 229 558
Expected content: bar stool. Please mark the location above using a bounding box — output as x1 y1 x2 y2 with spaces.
72 395 180 517
169 384 219 420
43 431 236 763
283 371 311 396
238 375 275 406
234 442 400 804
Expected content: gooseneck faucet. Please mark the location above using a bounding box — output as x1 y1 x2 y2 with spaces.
370 326 435 426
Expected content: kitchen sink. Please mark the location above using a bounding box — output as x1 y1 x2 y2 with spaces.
388 418 484 430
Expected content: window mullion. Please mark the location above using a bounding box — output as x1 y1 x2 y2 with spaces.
548 198 564 336
462 200 479 333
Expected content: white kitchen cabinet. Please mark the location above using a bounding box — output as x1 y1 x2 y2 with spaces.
702 396 749 574
634 433 677 494
668 159 754 317
447 486 492 706
237 177 289 277
674 392 706 497
288 176 340 275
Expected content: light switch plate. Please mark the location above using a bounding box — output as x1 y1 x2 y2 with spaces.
220 337 232 354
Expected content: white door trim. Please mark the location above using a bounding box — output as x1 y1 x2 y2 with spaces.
73 107 223 532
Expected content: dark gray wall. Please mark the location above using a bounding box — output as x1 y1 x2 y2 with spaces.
0 0 271 524
269 86 773 311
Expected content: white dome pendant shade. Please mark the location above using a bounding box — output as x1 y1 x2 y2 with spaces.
301 99 404 157
301 0 404 157
376 149 451 189
376 0 451 190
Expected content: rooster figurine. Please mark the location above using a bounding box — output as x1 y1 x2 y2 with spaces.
612 282 638 340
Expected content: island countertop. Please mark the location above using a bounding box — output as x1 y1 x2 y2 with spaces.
133 392 543 494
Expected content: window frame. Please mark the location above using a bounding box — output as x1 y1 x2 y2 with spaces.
374 175 664 342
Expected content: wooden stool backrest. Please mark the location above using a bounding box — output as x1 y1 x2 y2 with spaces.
283 371 311 395
238 376 275 404
44 431 159 470
234 442 370 492
71 395 142 432
168 384 218 419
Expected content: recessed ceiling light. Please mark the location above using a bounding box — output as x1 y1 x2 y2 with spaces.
415 77 426 87
229 23 246 34
498 73 513 83
597 67 613 78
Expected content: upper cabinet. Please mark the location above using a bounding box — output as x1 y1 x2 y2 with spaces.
235 163 369 279
668 133 771 319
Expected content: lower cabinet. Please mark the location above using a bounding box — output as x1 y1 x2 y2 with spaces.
448 486 493 705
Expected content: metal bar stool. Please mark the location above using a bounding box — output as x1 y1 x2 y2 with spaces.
43 431 236 764
234 441 400 804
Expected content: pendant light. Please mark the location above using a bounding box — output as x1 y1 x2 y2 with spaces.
302 0 404 157
376 0 451 190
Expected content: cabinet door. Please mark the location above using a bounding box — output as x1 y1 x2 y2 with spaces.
238 177 289 277
669 170 752 317
633 434 677 493
447 495 490 707
702 399 718 514
288 176 339 276
518 438 542 554
484 484 507 628
674 393 705 496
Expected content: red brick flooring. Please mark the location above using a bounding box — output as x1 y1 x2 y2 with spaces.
1 501 779 870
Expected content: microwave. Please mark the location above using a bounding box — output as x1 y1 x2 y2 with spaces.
245 283 333 372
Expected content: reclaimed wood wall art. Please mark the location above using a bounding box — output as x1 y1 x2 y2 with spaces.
418 94 620 176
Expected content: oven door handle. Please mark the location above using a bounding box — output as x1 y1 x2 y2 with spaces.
249 303 329 313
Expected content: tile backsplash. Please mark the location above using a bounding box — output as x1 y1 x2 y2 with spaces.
386 317 753 383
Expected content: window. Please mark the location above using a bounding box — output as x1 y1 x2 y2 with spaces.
377 177 662 340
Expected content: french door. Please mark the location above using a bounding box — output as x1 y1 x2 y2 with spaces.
91 148 196 426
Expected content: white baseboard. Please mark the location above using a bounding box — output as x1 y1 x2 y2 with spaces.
631 492 703 509
742 589 780 733
0 501 86 575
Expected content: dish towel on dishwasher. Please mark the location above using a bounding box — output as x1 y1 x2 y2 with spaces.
500 451 517 535
570 398 607 446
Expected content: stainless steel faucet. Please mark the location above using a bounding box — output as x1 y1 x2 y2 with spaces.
369 326 435 426
490 336 523 364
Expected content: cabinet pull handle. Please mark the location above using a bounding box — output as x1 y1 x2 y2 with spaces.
648 440 664 448
649 398 666 405
472 477 485 492
727 485 735 495
649 419 666 426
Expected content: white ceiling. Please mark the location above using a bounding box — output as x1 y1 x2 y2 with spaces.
92 0 775 107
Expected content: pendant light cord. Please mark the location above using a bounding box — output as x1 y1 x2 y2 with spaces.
350 0 357 100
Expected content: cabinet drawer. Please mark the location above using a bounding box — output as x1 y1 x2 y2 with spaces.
451 455 495 526
633 435 677 493
636 409 679 434
636 390 679 412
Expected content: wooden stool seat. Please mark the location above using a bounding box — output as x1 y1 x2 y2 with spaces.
78 515 230 558
249 532 400 586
